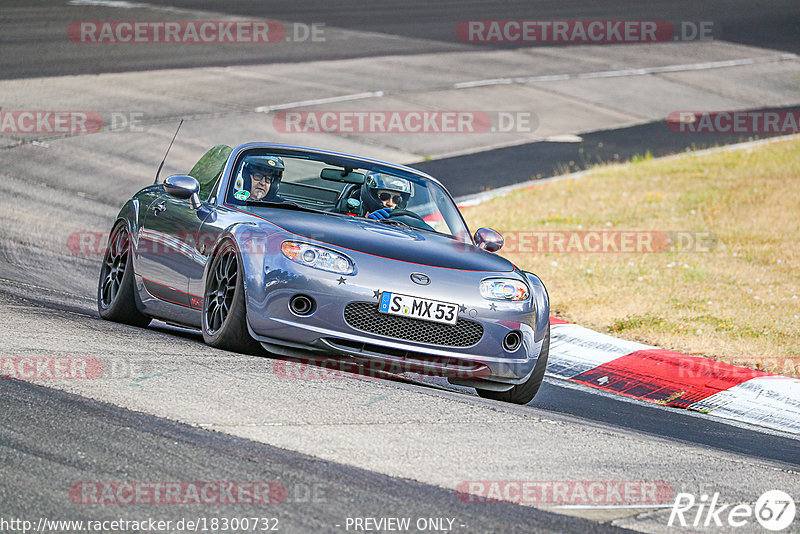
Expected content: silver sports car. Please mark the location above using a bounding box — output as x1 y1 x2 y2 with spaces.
98 143 550 403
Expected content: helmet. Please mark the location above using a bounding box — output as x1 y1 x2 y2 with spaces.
236 155 285 201
360 172 412 213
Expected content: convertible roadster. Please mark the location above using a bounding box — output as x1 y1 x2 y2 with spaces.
98 143 550 403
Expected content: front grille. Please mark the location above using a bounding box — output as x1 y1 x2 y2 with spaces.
344 302 483 347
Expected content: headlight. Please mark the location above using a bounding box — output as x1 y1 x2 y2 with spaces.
281 241 354 275
480 278 529 301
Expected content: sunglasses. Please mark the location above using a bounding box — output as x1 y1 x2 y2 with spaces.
252 172 280 183
378 192 403 204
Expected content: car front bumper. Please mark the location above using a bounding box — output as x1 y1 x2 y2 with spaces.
243 252 548 388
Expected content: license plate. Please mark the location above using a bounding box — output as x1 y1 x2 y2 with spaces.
378 292 458 325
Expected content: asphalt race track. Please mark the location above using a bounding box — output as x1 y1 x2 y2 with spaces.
1 378 622 533
2 0 799 78
1 1 799 533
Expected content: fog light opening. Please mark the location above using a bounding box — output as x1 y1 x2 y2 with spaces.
289 294 315 316
503 330 522 352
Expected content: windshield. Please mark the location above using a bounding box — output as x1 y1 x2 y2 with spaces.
224 151 471 241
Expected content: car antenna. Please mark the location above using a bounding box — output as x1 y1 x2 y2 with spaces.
154 119 184 184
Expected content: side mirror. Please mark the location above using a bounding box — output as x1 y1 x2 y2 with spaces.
164 174 201 209
474 227 504 252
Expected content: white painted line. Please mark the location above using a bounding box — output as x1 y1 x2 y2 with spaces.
67 0 150 7
544 134 583 143
66 0 231 16
522 74 572 83
254 91 385 113
453 54 798 89
453 78 514 89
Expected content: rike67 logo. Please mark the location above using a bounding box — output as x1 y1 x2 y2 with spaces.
669 490 796 531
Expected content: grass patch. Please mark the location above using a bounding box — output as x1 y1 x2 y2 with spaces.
655 390 686 406
631 150 654 164
462 138 800 377
609 313 665 333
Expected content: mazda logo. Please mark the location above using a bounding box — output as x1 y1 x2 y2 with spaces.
410 273 430 285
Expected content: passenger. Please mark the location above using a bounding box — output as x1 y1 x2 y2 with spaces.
360 172 412 220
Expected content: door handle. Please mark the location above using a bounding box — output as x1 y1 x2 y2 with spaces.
153 202 166 215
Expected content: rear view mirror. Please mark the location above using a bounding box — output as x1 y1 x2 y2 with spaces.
320 168 365 184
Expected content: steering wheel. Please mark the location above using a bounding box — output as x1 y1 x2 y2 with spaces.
385 209 425 221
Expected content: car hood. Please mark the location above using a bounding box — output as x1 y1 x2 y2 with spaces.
260 209 514 272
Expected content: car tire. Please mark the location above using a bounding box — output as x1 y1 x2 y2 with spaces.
97 221 151 327
202 239 262 355
476 324 550 405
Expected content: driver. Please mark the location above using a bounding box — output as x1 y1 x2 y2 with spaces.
360 172 412 220
235 155 285 202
